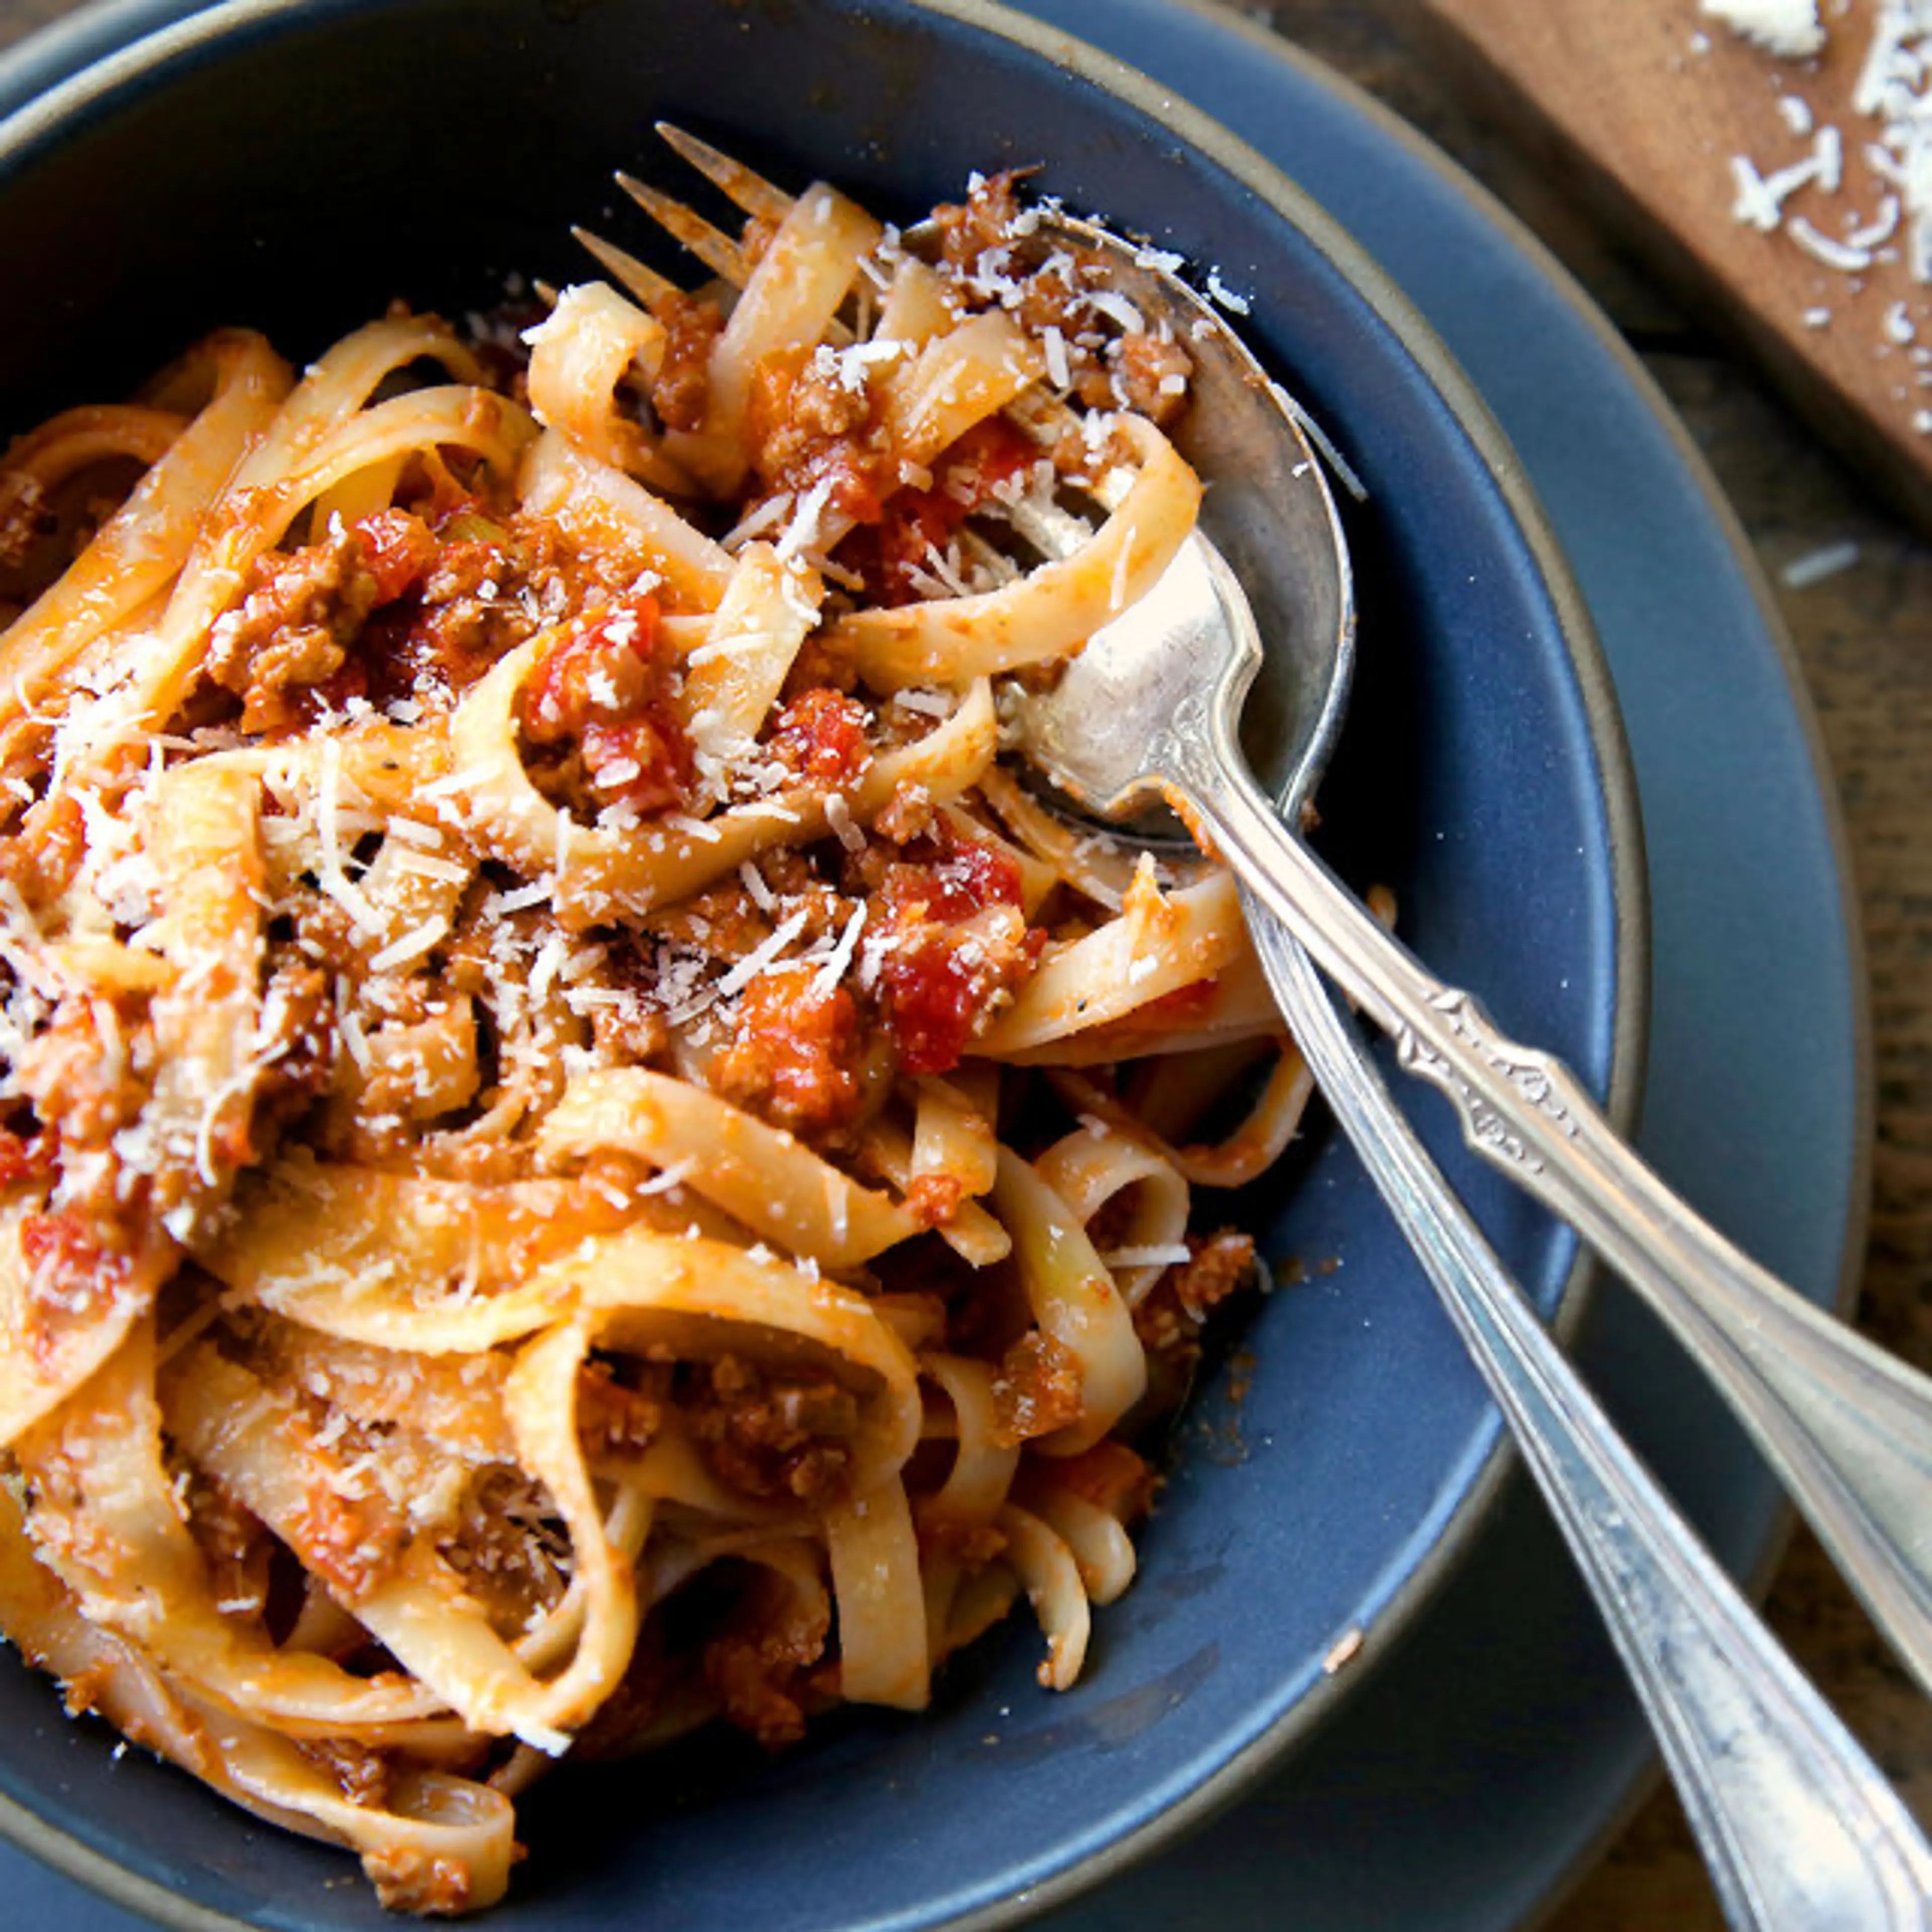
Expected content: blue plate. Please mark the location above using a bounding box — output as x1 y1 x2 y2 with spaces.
0 2 1864 1928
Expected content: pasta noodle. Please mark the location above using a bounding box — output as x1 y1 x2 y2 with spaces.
0 160 1319 1913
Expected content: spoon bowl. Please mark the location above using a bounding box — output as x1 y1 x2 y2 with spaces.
1000 214 1353 826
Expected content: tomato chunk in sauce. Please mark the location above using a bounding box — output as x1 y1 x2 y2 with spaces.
769 687 872 788
713 969 868 1138
0 1126 53 1188
18 1205 137 1364
352 508 440 605
851 416 1042 607
877 835 1043 1076
519 594 694 814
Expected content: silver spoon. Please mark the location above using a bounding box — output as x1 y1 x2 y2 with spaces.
1011 211 1932 1708
1009 213 1932 1928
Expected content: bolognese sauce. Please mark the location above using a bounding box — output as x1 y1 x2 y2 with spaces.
0 147 1300 1916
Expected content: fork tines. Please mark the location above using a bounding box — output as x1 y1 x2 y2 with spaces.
570 225 679 314
653 123 792 225
613 171 753 289
601 122 806 297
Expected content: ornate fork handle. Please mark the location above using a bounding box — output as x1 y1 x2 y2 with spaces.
1181 741 1932 1699
1246 903 1932 1930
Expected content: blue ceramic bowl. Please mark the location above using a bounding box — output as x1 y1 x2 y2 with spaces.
0 3 1645 1926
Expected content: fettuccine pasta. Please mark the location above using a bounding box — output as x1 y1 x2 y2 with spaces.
0 163 1315 1913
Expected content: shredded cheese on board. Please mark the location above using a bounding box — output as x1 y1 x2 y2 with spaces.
1702 0 1932 434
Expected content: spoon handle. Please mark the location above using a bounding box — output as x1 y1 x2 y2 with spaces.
1188 753 1932 1701
1248 900 1931 1924
1243 899 1932 1930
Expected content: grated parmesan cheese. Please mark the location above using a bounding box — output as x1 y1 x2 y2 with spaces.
368 917 450 975
1100 1244 1195 1270
635 1159 696 1197
1079 288 1147 336
810 904 867 1001
738 861 777 912
390 849 470 886
337 1004 374 1077
894 687 955 717
715 909 811 997
1780 538 1861 585
313 738 383 934
1041 324 1071 391
1204 268 1252 315
416 763 496 800
824 792 866 853
721 493 792 551
775 476 837 564
1709 0 1932 422
1701 0 1825 59
486 879 553 919
1787 213 1875 269
1272 383 1369 502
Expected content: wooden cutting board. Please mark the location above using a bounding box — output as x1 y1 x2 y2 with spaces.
1406 2 1932 534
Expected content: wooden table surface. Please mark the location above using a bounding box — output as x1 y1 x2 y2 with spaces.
0 0 1927 1927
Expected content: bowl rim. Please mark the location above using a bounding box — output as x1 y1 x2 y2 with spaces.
0 1 1650 1926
